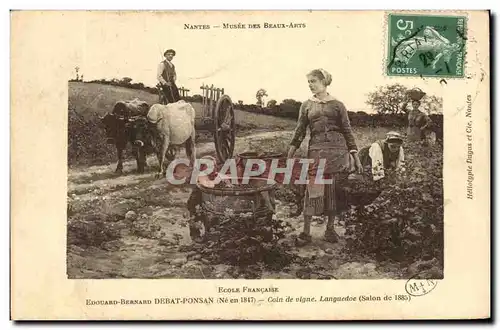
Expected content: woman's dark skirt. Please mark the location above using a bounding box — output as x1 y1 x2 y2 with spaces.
303 147 352 217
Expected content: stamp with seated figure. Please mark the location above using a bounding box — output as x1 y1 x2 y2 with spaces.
386 13 467 78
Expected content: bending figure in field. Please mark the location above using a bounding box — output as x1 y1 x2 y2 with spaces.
358 131 405 182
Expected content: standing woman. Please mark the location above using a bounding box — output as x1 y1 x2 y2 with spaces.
287 69 363 244
404 88 433 143
405 100 433 142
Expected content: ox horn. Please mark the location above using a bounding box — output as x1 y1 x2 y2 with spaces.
134 140 144 147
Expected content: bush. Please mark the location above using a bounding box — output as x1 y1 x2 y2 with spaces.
343 141 444 268
67 214 123 248
68 103 118 166
190 210 295 270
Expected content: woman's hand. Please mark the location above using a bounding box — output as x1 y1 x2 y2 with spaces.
353 153 363 174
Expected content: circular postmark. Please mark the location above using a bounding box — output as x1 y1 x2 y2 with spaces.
386 13 468 78
405 272 439 297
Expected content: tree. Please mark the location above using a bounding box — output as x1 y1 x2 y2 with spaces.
120 77 133 85
266 99 277 108
366 83 409 114
190 94 203 103
256 88 268 107
279 99 302 118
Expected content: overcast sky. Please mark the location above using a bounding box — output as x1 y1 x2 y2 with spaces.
72 11 442 111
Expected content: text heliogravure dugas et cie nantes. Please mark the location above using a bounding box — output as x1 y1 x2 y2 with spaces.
466 94 474 200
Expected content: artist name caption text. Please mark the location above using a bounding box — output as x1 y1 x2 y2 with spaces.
86 284 415 307
86 294 411 306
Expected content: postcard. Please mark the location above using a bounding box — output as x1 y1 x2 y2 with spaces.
11 10 490 320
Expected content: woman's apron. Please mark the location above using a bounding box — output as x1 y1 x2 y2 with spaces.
303 131 353 216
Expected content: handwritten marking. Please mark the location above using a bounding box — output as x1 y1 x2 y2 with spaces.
405 273 439 297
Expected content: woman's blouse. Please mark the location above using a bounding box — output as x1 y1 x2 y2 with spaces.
290 95 358 152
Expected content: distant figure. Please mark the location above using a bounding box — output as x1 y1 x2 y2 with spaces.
404 99 434 145
358 131 405 182
157 49 181 104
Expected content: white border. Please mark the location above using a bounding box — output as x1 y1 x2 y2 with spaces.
4 0 497 328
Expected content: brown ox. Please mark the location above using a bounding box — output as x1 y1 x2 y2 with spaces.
100 98 152 174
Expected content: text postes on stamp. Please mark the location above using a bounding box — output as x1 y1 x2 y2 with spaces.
386 13 467 78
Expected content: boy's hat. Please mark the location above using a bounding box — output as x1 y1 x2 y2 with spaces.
386 131 404 143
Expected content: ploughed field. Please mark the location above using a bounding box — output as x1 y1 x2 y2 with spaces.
67 82 443 279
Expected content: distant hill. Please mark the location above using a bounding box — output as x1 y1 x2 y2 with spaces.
67 81 298 167
69 82 160 120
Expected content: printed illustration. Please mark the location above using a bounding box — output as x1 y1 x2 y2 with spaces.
67 13 444 281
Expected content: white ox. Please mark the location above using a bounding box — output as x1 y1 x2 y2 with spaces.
147 100 196 178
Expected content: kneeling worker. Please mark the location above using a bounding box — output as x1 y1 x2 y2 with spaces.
358 131 405 181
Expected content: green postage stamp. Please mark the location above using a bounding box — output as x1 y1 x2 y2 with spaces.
386 13 467 78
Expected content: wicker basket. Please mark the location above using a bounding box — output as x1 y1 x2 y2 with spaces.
196 177 277 231
407 88 427 101
341 173 383 207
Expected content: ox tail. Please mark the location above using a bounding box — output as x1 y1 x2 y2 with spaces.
185 137 194 158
